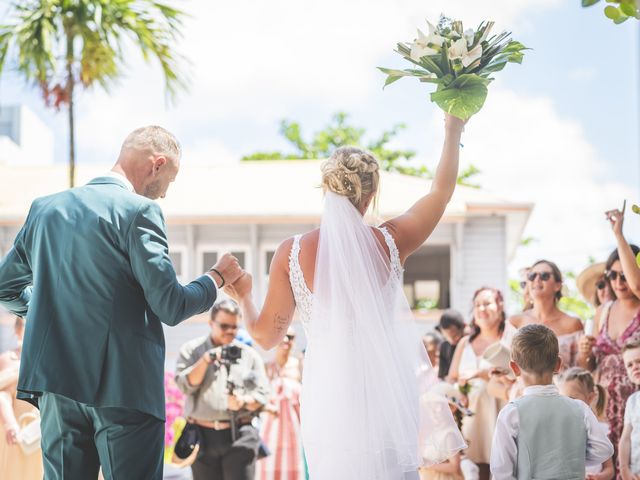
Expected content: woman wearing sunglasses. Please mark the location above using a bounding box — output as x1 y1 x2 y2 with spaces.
577 208 640 476
509 260 584 371
577 263 614 310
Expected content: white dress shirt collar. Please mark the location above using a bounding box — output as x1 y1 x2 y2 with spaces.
522 384 559 397
104 171 135 192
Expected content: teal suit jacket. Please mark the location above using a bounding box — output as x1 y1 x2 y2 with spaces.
0 176 217 420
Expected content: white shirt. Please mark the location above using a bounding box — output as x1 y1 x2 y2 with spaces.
490 384 614 480
625 391 640 474
104 171 135 192
103 171 219 289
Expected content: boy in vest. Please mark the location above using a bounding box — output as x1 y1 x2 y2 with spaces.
620 338 640 480
490 324 613 480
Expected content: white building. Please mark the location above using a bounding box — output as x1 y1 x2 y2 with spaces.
0 159 532 360
0 105 54 166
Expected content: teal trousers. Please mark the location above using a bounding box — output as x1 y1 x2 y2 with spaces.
40 392 164 479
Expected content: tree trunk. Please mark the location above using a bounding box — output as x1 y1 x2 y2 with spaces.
67 82 75 188
66 31 75 188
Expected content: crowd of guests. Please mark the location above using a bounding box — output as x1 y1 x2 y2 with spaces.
420 207 640 480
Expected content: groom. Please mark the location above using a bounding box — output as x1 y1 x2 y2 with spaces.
0 126 243 479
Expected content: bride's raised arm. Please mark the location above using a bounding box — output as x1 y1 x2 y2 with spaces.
381 114 466 264
224 238 296 350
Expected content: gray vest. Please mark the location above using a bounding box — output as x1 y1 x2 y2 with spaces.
514 394 587 480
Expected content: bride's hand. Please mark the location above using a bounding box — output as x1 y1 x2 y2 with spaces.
444 113 468 133
224 272 253 300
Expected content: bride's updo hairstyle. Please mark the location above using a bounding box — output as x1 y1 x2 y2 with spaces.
321 146 380 210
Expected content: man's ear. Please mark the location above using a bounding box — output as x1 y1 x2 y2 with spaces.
153 155 167 174
510 360 521 377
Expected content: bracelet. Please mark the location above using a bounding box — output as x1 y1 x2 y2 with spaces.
209 268 225 288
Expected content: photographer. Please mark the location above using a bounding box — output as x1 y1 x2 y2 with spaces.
175 300 270 480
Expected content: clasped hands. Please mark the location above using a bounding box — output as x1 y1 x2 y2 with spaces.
208 252 253 299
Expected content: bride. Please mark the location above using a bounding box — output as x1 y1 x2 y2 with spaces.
226 114 468 479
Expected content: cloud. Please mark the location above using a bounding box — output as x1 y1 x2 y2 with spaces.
420 86 634 274
63 0 563 162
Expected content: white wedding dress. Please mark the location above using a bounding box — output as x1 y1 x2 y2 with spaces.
287 192 465 480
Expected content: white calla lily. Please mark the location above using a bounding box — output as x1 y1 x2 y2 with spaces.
448 38 483 68
410 26 445 61
448 38 468 61
462 44 483 67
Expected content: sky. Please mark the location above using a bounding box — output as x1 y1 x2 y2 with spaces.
0 0 638 278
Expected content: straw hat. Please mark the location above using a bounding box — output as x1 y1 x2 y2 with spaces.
576 262 606 306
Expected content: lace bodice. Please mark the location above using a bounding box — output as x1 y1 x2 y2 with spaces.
288 226 403 334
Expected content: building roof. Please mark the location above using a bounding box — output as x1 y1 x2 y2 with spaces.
0 159 532 257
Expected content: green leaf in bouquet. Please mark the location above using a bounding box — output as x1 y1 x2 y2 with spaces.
582 0 601 5
506 51 525 64
440 42 452 76
481 59 508 73
377 67 438 88
430 74 491 120
620 2 638 17
503 41 527 53
604 5 622 18
614 14 630 23
419 56 445 77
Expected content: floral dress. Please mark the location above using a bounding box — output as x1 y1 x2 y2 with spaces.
594 301 640 478
257 356 305 480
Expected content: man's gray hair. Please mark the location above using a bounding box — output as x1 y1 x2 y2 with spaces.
121 126 181 160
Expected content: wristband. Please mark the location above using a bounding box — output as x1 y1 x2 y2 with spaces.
209 268 225 288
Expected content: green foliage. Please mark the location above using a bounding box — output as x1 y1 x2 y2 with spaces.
414 298 439 310
0 0 187 103
0 0 188 185
241 112 481 186
430 74 491 121
582 0 639 23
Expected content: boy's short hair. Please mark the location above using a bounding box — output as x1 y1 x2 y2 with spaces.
511 324 559 374
622 338 640 354
436 309 465 332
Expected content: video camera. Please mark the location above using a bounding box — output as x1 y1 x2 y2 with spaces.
209 344 242 365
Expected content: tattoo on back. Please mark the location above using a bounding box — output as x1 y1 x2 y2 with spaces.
273 313 289 334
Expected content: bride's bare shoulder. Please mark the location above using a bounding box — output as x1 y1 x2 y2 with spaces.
271 229 320 273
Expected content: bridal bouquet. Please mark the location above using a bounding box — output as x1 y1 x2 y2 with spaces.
379 16 528 119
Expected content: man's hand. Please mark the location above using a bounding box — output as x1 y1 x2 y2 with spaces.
227 394 245 412
201 349 218 365
209 253 242 288
224 272 253 301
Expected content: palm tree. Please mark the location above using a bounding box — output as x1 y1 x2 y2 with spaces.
0 0 187 187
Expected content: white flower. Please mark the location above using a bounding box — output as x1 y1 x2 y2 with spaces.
464 29 475 47
448 38 483 68
463 44 483 68
410 23 445 61
448 38 468 61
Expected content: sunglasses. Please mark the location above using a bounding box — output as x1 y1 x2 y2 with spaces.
527 271 553 282
215 322 238 331
284 334 296 342
606 270 627 283
596 280 606 290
